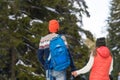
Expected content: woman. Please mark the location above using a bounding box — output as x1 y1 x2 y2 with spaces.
72 37 113 80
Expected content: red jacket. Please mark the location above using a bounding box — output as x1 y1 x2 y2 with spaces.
90 46 112 80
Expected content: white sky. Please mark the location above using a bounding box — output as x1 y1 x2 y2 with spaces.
82 0 111 38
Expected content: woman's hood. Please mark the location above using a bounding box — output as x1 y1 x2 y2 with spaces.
97 46 110 58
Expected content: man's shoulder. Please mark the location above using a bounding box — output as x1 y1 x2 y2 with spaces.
40 33 59 42
39 34 52 48
61 35 66 40
60 34 68 46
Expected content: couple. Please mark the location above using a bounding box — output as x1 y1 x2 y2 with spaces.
37 19 113 80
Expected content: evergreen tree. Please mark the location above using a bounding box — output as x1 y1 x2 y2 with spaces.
107 0 120 79
0 0 94 80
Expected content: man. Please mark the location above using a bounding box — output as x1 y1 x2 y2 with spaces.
37 19 76 80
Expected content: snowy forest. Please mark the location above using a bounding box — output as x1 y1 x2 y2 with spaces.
0 0 120 80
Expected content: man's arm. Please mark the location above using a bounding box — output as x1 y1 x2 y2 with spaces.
37 49 45 66
68 49 77 71
62 35 77 71
37 39 45 68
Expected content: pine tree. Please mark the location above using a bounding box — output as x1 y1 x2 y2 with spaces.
107 0 120 79
0 0 94 80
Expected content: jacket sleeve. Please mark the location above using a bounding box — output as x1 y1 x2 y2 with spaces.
37 49 45 66
68 49 77 72
109 58 113 75
76 53 94 75
37 38 45 68
61 35 76 71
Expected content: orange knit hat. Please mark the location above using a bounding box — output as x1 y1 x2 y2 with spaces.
49 19 59 33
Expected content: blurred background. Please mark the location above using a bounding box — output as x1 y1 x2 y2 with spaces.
0 0 120 80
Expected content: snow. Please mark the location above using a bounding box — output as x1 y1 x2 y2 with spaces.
111 19 120 23
30 19 43 26
16 59 32 67
45 6 58 13
8 13 28 20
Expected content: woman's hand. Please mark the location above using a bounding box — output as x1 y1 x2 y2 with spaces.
71 71 78 77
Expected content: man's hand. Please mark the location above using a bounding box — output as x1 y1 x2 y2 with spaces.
71 71 78 77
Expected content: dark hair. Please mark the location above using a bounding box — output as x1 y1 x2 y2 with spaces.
96 37 106 47
92 37 106 56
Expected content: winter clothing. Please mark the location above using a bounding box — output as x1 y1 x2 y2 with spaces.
37 19 76 80
75 37 113 80
37 33 76 71
76 46 113 80
89 46 112 80
49 20 59 33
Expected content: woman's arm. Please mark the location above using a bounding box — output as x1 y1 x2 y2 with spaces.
72 54 94 77
76 54 94 75
109 58 113 75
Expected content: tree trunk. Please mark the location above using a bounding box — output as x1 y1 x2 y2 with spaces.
10 47 16 80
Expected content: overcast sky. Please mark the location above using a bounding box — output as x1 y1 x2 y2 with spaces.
82 0 111 38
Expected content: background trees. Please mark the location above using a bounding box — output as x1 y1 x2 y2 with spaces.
0 0 93 80
1 0 120 80
107 0 120 79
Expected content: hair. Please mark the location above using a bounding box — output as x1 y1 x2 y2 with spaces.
96 37 106 47
92 37 106 56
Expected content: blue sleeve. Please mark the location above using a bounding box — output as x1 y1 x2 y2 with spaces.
37 49 45 66
67 49 77 72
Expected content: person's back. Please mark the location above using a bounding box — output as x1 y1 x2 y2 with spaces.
39 33 68 68
38 20 61 70
71 37 113 80
90 46 112 80
89 37 112 80
37 19 76 80
39 33 59 64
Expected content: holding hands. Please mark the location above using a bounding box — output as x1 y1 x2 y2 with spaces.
72 71 78 77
